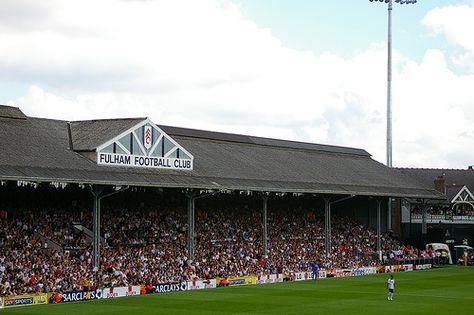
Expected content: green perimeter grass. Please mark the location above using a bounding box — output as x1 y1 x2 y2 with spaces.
4 266 474 315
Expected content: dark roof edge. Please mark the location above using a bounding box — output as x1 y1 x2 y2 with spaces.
395 167 472 172
0 175 444 200
70 117 147 124
29 116 69 123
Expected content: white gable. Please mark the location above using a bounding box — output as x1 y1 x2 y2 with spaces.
96 119 193 170
451 185 474 204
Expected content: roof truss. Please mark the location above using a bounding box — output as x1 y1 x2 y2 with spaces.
451 185 474 204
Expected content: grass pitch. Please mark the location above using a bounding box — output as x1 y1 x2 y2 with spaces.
4 266 474 315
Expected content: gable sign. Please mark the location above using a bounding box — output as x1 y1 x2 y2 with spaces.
451 185 474 204
96 119 193 170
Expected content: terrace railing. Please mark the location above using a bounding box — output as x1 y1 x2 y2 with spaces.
409 214 474 224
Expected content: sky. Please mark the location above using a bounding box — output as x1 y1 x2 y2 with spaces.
1 0 474 169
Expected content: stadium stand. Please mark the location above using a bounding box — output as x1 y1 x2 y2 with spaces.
0 105 446 302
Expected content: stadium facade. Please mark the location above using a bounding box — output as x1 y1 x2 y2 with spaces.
396 168 474 248
0 105 445 266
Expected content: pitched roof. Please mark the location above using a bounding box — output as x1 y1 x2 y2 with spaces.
396 168 474 186
395 167 474 201
161 125 370 157
0 105 27 120
446 185 466 202
0 105 443 199
71 118 146 151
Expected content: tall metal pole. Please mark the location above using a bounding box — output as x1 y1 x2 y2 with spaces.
386 0 394 232
387 0 393 168
371 0 420 231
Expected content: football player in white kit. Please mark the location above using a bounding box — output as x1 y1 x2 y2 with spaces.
387 274 395 300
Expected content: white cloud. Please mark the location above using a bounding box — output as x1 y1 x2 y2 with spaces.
1 0 474 168
422 3 474 71
423 4 474 51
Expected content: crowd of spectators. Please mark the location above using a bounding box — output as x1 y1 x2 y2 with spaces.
1 204 422 297
101 208 186 247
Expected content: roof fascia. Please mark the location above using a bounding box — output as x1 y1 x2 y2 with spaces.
0 174 445 200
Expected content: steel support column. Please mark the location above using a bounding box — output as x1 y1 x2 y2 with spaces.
376 199 382 260
421 200 427 235
90 185 128 270
186 189 217 261
324 195 355 256
408 200 412 238
262 194 268 257
324 197 331 255
187 192 196 261
387 198 392 231
92 191 101 269
91 185 104 270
